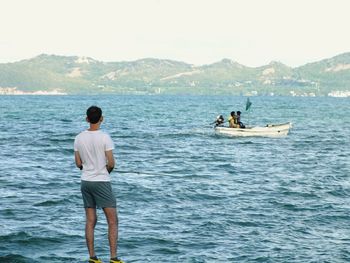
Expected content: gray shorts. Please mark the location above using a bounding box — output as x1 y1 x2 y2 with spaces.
81 181 116 208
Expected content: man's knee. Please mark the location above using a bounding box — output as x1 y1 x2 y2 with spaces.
110 214 118 226
85 210 97 227
103 208 117 225
108 213 118 226
86 216 97 227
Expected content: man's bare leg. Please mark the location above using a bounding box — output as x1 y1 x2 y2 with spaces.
85 208 97 257
103 207 118 258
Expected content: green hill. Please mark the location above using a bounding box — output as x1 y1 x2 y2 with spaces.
0 53 350 96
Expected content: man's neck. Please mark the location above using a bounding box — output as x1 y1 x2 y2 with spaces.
88 123 101 131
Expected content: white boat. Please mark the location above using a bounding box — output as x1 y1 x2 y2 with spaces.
215 122 292 137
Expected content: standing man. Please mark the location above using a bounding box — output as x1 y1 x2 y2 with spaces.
74 106 123 263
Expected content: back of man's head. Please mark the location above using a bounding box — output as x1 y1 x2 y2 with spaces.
86 106 102 124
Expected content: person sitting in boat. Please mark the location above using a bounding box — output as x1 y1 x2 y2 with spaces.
236 111 245 128
228 111 239 128
214 115 225 127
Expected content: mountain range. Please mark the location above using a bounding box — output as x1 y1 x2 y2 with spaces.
1 53 350 96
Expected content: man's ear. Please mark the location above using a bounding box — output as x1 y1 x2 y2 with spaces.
86 117 90 123
100 116 104 123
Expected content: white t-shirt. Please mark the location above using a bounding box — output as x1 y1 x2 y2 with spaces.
74 130 114 181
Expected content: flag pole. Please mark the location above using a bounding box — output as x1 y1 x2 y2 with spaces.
245 97 252 127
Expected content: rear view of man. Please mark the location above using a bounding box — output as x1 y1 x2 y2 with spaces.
74 106 123 263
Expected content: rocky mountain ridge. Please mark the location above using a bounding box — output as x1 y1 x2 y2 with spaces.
0 53 349 96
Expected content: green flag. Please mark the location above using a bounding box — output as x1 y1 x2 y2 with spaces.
245 98 252 111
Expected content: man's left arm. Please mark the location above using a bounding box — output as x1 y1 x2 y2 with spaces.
105 150 115 174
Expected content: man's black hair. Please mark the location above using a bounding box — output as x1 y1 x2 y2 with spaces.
86 106 102 124
237 111 241 115
231 111 235 116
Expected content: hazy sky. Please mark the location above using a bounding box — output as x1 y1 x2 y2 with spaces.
0 0 349 67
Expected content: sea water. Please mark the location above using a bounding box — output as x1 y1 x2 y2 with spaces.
0 95 349 263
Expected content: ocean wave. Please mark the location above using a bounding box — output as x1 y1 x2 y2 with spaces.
2 95 350 262
0 254 30 263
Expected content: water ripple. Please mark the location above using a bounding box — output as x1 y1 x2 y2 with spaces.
1 95 349 262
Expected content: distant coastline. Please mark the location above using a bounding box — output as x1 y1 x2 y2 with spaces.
327 90 350 98
1 87 349 97
0 87 67 95
1 52 350 96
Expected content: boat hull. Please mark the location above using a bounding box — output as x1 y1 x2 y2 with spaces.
215 122 292 137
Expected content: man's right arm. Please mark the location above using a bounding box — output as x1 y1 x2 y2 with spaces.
74 151 83 170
